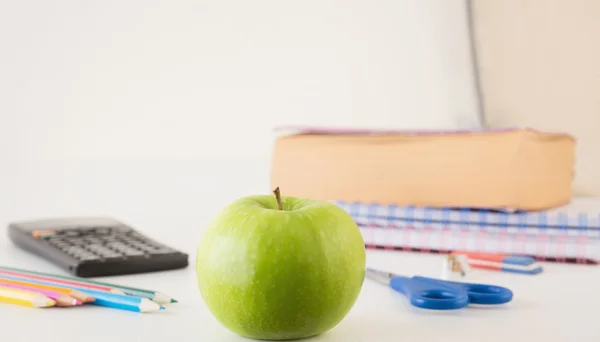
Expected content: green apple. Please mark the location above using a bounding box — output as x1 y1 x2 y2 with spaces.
196 188 366 340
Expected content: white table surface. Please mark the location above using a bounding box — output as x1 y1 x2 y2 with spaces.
1 231 599 341
0 161 599 341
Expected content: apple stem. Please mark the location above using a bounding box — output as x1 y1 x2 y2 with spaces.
273 187 284 210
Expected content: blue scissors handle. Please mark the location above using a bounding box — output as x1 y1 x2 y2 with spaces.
436 278 514 305
390 276 470 310
389 276 513 310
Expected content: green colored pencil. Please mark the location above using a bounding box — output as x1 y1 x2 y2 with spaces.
0 266 177 304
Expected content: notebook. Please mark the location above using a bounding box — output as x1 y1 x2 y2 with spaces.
334 197 600 229
334 197 600 264
358 222 599 264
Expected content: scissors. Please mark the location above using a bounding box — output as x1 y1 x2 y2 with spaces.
366 267 513 310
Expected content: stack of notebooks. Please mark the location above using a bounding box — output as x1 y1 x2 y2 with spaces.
270 126 599 264
334 199 600 264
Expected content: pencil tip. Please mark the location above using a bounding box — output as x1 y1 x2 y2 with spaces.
160 306 166 310
170 299 178 303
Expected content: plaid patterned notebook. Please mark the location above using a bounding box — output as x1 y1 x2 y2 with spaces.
334 198 600 264
334 197 600 229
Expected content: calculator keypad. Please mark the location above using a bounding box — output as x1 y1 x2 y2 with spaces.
43 226 177 262
10 217 188 276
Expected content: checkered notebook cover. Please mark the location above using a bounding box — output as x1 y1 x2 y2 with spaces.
334 197 600 229
356 220 599 263
334 198 600 264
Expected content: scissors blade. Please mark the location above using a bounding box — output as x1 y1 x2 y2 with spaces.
365 267 397 286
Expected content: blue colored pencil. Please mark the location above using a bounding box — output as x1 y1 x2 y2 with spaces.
0 275 164 313
77 288 165 312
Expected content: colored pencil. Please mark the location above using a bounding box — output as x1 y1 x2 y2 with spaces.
0 275 163 313
0 278 94 303
0 282 82 306
0 285 56 308
77 288 165 313
0 269 124 294
78 282 175 304
0 266 176 304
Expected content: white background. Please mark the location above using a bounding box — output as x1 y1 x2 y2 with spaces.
0 0 480 252
1 3 600 341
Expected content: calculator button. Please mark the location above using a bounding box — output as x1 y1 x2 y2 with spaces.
129 241 150 248
138 246 159 253
86 244 106 251
87 244 122 257
105 242 139 255
53 244 71 250
110 242 133 249
65 246 88 256
86 246 102 253
76 227 95 234
49 239 67 246
106 242 125 250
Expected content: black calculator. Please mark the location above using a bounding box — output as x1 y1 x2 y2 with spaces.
8 217 189 277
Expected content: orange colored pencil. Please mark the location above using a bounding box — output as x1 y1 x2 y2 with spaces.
0 278 94 303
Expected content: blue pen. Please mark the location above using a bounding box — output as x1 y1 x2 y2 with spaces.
366 267 513 310
0 274 164 312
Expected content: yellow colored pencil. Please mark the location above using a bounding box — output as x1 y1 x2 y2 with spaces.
0 285 56 308
0 277 94 303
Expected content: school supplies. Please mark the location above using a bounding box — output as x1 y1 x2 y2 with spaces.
336 199 600 264
0 282 82 306
336 197 600 229
357 221 599 263
366 267 513 310
74 288 164 313
0 263 175 312
450 251 543 275
8 217 189 277
0 277 94 303
0 274 164 313
271 126 575 211
0 266 175 304
441 254 471 279
0 285 56 308
0 268 125 294
85 282 175 304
